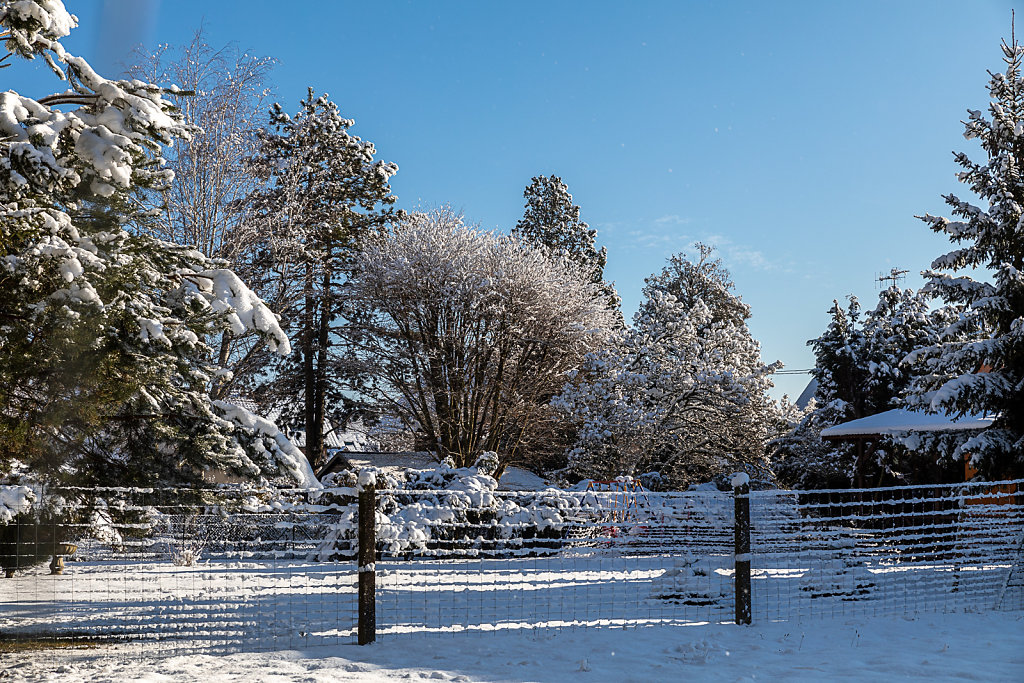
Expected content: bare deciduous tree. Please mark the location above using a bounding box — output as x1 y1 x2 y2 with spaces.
130 30 276 398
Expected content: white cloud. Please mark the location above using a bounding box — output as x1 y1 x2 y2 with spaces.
653 214 691 226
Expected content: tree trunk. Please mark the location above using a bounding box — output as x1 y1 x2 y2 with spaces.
310 264 332 470
209 332 233 400
302 262 320 471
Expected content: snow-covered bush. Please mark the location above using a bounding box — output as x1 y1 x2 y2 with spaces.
299 454 622 559
0 485 35 525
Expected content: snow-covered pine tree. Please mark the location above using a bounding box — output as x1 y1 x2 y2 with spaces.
512 175 621 319
555 247 779 489
904 28 1024 479
774 288 960 488
775 297 871 488
0 1 314 488
242 88 399 469
514 175 606 279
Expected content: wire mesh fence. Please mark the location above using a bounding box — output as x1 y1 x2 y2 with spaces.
0 478 1021 654
751 480 1024 622
0 486 360 655
372 488 737 638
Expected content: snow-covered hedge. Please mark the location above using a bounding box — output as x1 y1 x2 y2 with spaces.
0 485 35 525
304 454 610 559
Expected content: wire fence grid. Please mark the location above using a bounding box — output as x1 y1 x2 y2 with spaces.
0 478 1021 655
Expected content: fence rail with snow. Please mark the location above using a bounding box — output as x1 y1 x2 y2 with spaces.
0 479 1021 654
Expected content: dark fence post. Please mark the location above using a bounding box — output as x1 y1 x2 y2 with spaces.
358 471 377 645
733 472 752 625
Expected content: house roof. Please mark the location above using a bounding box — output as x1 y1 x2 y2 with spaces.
795 378 818 410
288 429 370 451
820 408 995 439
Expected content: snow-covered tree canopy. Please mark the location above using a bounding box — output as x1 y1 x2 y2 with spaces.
344 208 617 474
906 32 1024 478
0 0 314 488
773 287 961 489
555 247 779 489
513 174 621 322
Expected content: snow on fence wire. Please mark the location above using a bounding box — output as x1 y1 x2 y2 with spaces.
0 486 361 656
370 485 738 639
750 480 1024 622
0 478 1021 654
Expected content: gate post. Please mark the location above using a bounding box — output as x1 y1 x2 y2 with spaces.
358 470 377 645
732 472 752 625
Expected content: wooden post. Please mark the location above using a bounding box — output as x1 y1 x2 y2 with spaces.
733 473 752 625
357 471 376 645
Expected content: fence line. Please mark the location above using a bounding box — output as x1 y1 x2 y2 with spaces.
0 478 1021 654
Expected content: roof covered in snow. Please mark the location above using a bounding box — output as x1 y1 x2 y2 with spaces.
288 428 371 451
820 408 995 439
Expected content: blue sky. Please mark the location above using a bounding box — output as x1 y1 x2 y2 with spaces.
7 0 1017 398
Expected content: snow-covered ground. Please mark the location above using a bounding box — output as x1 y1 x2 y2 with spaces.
3 483 1020 680
5 550 1016 649
2 611 1021 682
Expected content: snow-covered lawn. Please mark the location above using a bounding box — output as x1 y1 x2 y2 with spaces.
2 611 1022 682
5 550 1015 647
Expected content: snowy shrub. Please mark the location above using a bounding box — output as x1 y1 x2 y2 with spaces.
299 458 627 559
0 485 35 525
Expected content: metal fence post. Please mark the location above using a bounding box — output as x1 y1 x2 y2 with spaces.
733 473 752 625
358 471 377 645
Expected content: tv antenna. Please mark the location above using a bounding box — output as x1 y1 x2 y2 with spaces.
876 267 908 289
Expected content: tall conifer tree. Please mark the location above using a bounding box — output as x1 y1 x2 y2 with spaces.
513 175 620 318
906 28 1024 478
243 89 399 469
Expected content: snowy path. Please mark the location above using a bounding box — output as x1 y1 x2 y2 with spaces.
2 612 1022 682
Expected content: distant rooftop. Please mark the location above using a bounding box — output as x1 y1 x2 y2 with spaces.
795 378 818 410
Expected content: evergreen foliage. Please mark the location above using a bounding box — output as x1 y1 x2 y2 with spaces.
513 175 606 281
555 247 778 489
774 288 960 488
241 89 399 469
0 1 314 488
513 175 621 319
129 30 277 400
904 29 1024 478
